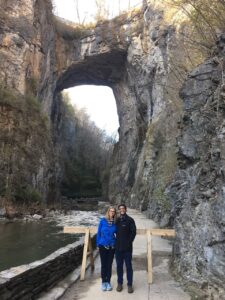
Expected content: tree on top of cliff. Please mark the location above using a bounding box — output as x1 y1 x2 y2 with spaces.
167 0 225 49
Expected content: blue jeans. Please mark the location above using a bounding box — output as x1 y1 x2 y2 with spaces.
116 250 133 286
99 246 115 283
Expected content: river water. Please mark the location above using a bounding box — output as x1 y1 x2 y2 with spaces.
0 210 101 272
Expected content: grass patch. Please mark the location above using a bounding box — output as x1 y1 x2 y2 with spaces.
14 185 42 204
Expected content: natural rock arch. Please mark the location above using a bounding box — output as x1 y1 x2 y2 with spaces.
52 16 151 204
55 50 127 90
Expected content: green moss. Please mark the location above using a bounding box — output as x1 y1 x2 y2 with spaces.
156 142 177 211
14 185 42 204
0 84 20 108
26 77 39 96
153 183 172 213
144 113 178 216
0 83 52 203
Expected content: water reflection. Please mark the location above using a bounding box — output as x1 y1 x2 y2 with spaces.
0 210 101 272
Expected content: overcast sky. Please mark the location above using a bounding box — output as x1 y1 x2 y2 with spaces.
53 0 141 23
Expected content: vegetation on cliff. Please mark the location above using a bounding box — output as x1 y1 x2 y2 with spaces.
164 0 225 81
0 83 53 206
58 92 115 198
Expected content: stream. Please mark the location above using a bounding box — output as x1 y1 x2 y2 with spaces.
0 210 101 272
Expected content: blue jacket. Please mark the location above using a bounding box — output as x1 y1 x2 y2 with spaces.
96 217 117 247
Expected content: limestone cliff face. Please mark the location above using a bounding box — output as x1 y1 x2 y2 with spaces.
170 36 225 297
0 0 55 101
0 0 58 203
108 6 182 221
1 0 225 296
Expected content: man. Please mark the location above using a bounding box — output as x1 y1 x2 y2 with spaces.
115 203 136 293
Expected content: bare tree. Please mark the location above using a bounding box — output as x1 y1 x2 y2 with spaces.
74 0 81 24
95 0 109 21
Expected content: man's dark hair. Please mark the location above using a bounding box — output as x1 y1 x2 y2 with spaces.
118 203 127 210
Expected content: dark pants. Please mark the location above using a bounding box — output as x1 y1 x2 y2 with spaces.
99 246 115 283
115 250 133 286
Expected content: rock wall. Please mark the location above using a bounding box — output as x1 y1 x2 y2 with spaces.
0 0 56 113
108 3 183 225
0 87 54 204
0 238 96 300
169 35 225 297
0 0 58 203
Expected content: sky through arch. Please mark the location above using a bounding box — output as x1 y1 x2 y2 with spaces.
67 86 119 136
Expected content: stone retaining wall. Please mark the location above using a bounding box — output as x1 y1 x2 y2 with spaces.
0 236 96 300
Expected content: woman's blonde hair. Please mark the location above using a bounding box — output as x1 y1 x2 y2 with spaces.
105 206 117 222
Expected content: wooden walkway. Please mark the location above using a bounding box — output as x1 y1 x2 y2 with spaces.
55 209 191 300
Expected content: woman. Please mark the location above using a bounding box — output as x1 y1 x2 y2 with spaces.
96 206 117 291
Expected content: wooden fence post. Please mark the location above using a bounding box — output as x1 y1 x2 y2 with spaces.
88 232 94 271
80 228 90 281
147 229 153 284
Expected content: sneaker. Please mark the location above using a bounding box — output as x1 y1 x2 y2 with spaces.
101 282 107 291
106 282 112 291
128 285 134 293
116 283 123 292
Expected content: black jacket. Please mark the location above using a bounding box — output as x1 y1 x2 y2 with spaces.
115 214 136 251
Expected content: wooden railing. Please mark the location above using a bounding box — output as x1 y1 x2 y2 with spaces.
64 226 175 283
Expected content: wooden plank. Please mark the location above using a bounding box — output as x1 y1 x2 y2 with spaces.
64 226 97 234
137 228 148 235
64 227 175 237
137 228 175 236
80 228 90 281
150 229 175 237
147 230 153 284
